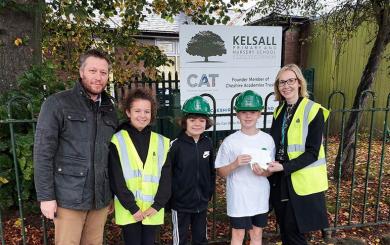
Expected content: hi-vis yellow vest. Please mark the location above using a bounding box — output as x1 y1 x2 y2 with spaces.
111 130 170 225
274 98 330 196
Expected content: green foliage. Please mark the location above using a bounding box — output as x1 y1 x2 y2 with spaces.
114 43 173 82
17 62 70 116
41 0 245 83
0 0 39 13
0 154 14 210
245 0 325 22
0 62 65 211
15 133 34 182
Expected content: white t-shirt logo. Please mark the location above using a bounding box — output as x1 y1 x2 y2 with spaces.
203 151 210 158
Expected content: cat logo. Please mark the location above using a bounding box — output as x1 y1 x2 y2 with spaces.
187 74 218 87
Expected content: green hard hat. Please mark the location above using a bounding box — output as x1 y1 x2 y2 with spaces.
182 96 211 115
234 90 264 111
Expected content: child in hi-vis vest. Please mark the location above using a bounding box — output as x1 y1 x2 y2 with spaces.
108 88 171 245
168 96 216 245
215 90 275 245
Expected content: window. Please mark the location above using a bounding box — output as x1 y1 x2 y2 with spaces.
156 39 180 78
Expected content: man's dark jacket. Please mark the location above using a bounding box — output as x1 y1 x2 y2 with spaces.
168 131 215 213
34 82 118 210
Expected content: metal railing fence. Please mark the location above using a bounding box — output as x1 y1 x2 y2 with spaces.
0 74 389 243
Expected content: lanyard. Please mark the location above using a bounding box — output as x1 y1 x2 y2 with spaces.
281 111 287 145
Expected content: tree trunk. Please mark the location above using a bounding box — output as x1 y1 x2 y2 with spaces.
334 12 390 180
0 0 43 95
32 0 43 65
204 56 209 62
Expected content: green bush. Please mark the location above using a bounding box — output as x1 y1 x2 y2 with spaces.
0 62 69 212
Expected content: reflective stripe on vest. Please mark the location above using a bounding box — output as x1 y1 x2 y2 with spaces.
111 130 170 225
114 190 155 203
274 98 329 196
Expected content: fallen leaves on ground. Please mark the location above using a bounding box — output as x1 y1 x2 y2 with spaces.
2 136 389 244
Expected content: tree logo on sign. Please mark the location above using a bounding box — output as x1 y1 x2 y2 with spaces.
186 31 226 62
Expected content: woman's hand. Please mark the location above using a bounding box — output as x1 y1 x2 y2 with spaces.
267 161 284 172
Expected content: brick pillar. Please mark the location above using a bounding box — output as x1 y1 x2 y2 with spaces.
283 28 300 66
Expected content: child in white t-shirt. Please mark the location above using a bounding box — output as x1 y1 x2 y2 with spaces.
215 90 275 245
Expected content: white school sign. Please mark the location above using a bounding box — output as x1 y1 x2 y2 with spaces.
179 25 282 130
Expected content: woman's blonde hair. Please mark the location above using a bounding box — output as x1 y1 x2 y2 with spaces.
273 64 309 102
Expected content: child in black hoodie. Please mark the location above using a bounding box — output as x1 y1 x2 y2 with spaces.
169 96 216 245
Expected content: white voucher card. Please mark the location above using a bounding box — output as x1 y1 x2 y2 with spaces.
242 147 272 170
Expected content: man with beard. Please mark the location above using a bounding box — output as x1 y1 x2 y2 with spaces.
34 49 118 244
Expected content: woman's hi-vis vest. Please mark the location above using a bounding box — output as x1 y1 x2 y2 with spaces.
274 98 330 196
111 130 170 225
